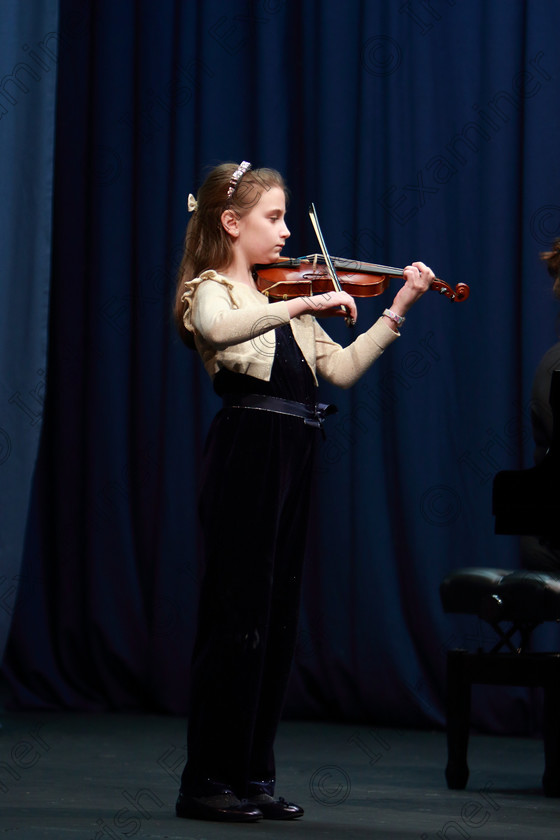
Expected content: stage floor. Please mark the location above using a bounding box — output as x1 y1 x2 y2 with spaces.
1 710 559 839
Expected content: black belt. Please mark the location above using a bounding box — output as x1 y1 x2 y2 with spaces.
222 393 338 430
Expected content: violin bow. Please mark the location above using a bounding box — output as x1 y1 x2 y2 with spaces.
308 203 355 326
308 204 469 309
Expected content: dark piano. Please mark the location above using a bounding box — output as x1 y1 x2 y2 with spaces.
493 370 560 546
443 373 560 800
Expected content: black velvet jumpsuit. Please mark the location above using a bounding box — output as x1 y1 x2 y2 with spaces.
181 322 320 799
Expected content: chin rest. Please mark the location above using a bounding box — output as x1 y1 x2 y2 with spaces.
440 566 560 796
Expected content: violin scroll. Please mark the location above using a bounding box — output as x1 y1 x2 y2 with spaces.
430 278 470 302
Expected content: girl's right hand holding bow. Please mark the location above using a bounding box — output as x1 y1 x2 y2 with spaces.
286 291 358 322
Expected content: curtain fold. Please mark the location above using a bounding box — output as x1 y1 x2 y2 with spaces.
3 0 560 734
0 0 59 661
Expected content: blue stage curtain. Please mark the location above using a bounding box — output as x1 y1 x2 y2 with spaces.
3 0 560 735
0 0 59 661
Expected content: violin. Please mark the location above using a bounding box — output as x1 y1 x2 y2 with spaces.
256 201 468 308
255 254 470 303
256 203 468 332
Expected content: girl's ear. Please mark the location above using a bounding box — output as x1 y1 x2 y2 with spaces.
221 209 240 237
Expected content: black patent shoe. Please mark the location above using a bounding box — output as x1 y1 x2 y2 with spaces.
248 793 304 820
176 790 263 822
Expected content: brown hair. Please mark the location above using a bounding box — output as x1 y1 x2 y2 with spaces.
174 162 286 346
540 237 560 299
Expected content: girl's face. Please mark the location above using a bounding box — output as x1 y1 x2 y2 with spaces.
235 186 290 266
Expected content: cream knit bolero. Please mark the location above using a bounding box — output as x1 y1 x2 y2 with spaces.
182 270 399 389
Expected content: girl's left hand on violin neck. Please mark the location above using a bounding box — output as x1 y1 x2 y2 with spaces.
390 261 436 317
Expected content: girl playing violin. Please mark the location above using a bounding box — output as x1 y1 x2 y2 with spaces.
173 160 434 823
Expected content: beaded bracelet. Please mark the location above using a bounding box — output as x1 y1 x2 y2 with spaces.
382 308 405 327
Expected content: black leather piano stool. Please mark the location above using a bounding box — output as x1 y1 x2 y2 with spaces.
440 566 560 796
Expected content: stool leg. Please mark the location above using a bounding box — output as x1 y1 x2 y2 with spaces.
543 681 560 797
445 650 470 790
